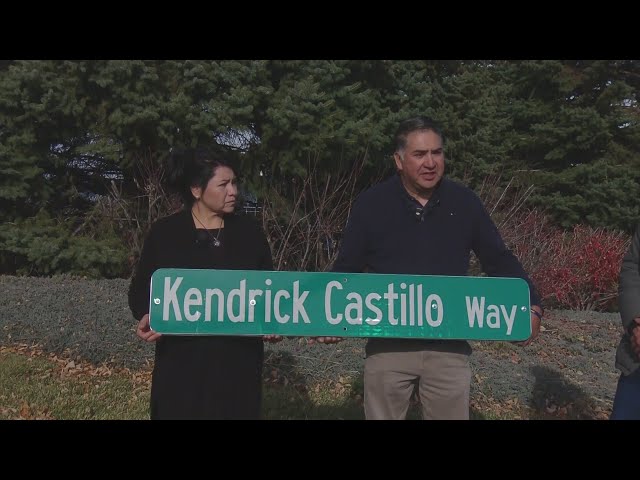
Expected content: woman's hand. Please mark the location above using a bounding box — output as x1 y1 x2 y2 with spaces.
136 314 162 342
307 337 343 345
263 335 284 343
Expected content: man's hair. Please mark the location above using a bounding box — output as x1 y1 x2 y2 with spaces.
394 116 445 152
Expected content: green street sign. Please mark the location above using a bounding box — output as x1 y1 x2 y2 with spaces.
149 269 532 341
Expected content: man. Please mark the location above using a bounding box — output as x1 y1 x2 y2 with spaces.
611 222 640 419
328 116 542 420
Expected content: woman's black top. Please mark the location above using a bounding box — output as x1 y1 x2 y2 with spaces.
128 209 273 419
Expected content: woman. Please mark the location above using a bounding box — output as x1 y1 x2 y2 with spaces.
128 145 281 420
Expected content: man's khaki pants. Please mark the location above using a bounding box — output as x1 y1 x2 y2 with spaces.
364 350 471 420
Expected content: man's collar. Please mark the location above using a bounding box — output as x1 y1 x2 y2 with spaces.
393 174 446 204
393 174 446 221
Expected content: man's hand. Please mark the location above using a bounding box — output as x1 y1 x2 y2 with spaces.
136 314 162 342
517 306 542 347
630 317 640 359
307 337 343 345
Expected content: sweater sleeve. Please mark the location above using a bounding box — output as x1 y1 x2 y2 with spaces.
470 194 542 307
128 224 158 321
619 223 640 332
331 195 369 273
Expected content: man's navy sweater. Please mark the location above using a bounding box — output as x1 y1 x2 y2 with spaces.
333 174 541 306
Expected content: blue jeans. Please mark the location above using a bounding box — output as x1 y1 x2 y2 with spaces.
610 368 640 420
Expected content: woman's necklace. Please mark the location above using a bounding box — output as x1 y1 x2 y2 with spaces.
192 211 224 247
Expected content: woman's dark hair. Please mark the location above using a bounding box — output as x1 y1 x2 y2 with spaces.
394 116 445 152
166 145 238 207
